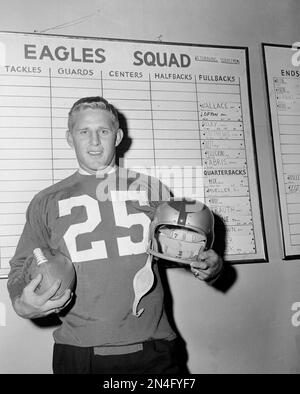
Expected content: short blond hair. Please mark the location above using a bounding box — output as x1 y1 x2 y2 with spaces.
68 96 119 130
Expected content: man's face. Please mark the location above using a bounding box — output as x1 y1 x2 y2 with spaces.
66 108 123 174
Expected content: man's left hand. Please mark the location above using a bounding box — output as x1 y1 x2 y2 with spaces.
190 249 223 282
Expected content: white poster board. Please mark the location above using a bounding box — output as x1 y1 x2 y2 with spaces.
0 32 266 277
263 43 300 259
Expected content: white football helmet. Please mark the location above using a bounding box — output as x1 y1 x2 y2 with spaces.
147 199 214 265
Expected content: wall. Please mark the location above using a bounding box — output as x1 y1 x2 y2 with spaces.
0 0 300 374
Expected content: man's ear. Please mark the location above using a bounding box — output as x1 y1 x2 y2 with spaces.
66 130 74 148
115 128 123 147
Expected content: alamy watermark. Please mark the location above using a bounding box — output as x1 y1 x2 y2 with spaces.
291 42 300 67
0 302 6 327
95 164 205 206
291 302 300 327
0 42 5 66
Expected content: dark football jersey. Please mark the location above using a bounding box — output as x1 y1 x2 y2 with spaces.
7 167 176 347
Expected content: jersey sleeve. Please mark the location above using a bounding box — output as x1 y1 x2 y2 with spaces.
148 176 172 210
7 195 51 302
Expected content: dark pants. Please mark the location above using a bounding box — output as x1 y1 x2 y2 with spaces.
53 339 183 374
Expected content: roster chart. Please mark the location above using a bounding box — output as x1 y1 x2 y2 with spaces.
263 44 300 259
0 32 266 276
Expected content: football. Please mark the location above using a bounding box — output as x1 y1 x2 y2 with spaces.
24 248 76 299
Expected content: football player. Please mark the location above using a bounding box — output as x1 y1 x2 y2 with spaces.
7 96 223 374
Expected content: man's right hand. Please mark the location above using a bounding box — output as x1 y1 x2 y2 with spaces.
13 274 73 319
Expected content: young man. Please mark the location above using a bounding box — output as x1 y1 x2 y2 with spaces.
7 96 223 374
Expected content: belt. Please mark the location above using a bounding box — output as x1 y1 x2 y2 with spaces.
94 343 143 356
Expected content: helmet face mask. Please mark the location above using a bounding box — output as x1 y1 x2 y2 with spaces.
147 199 214 266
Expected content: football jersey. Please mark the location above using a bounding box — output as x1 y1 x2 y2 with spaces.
7 167 176 347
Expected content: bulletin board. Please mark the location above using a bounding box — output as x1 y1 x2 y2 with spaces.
263 43 300 259
0 31 266 277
